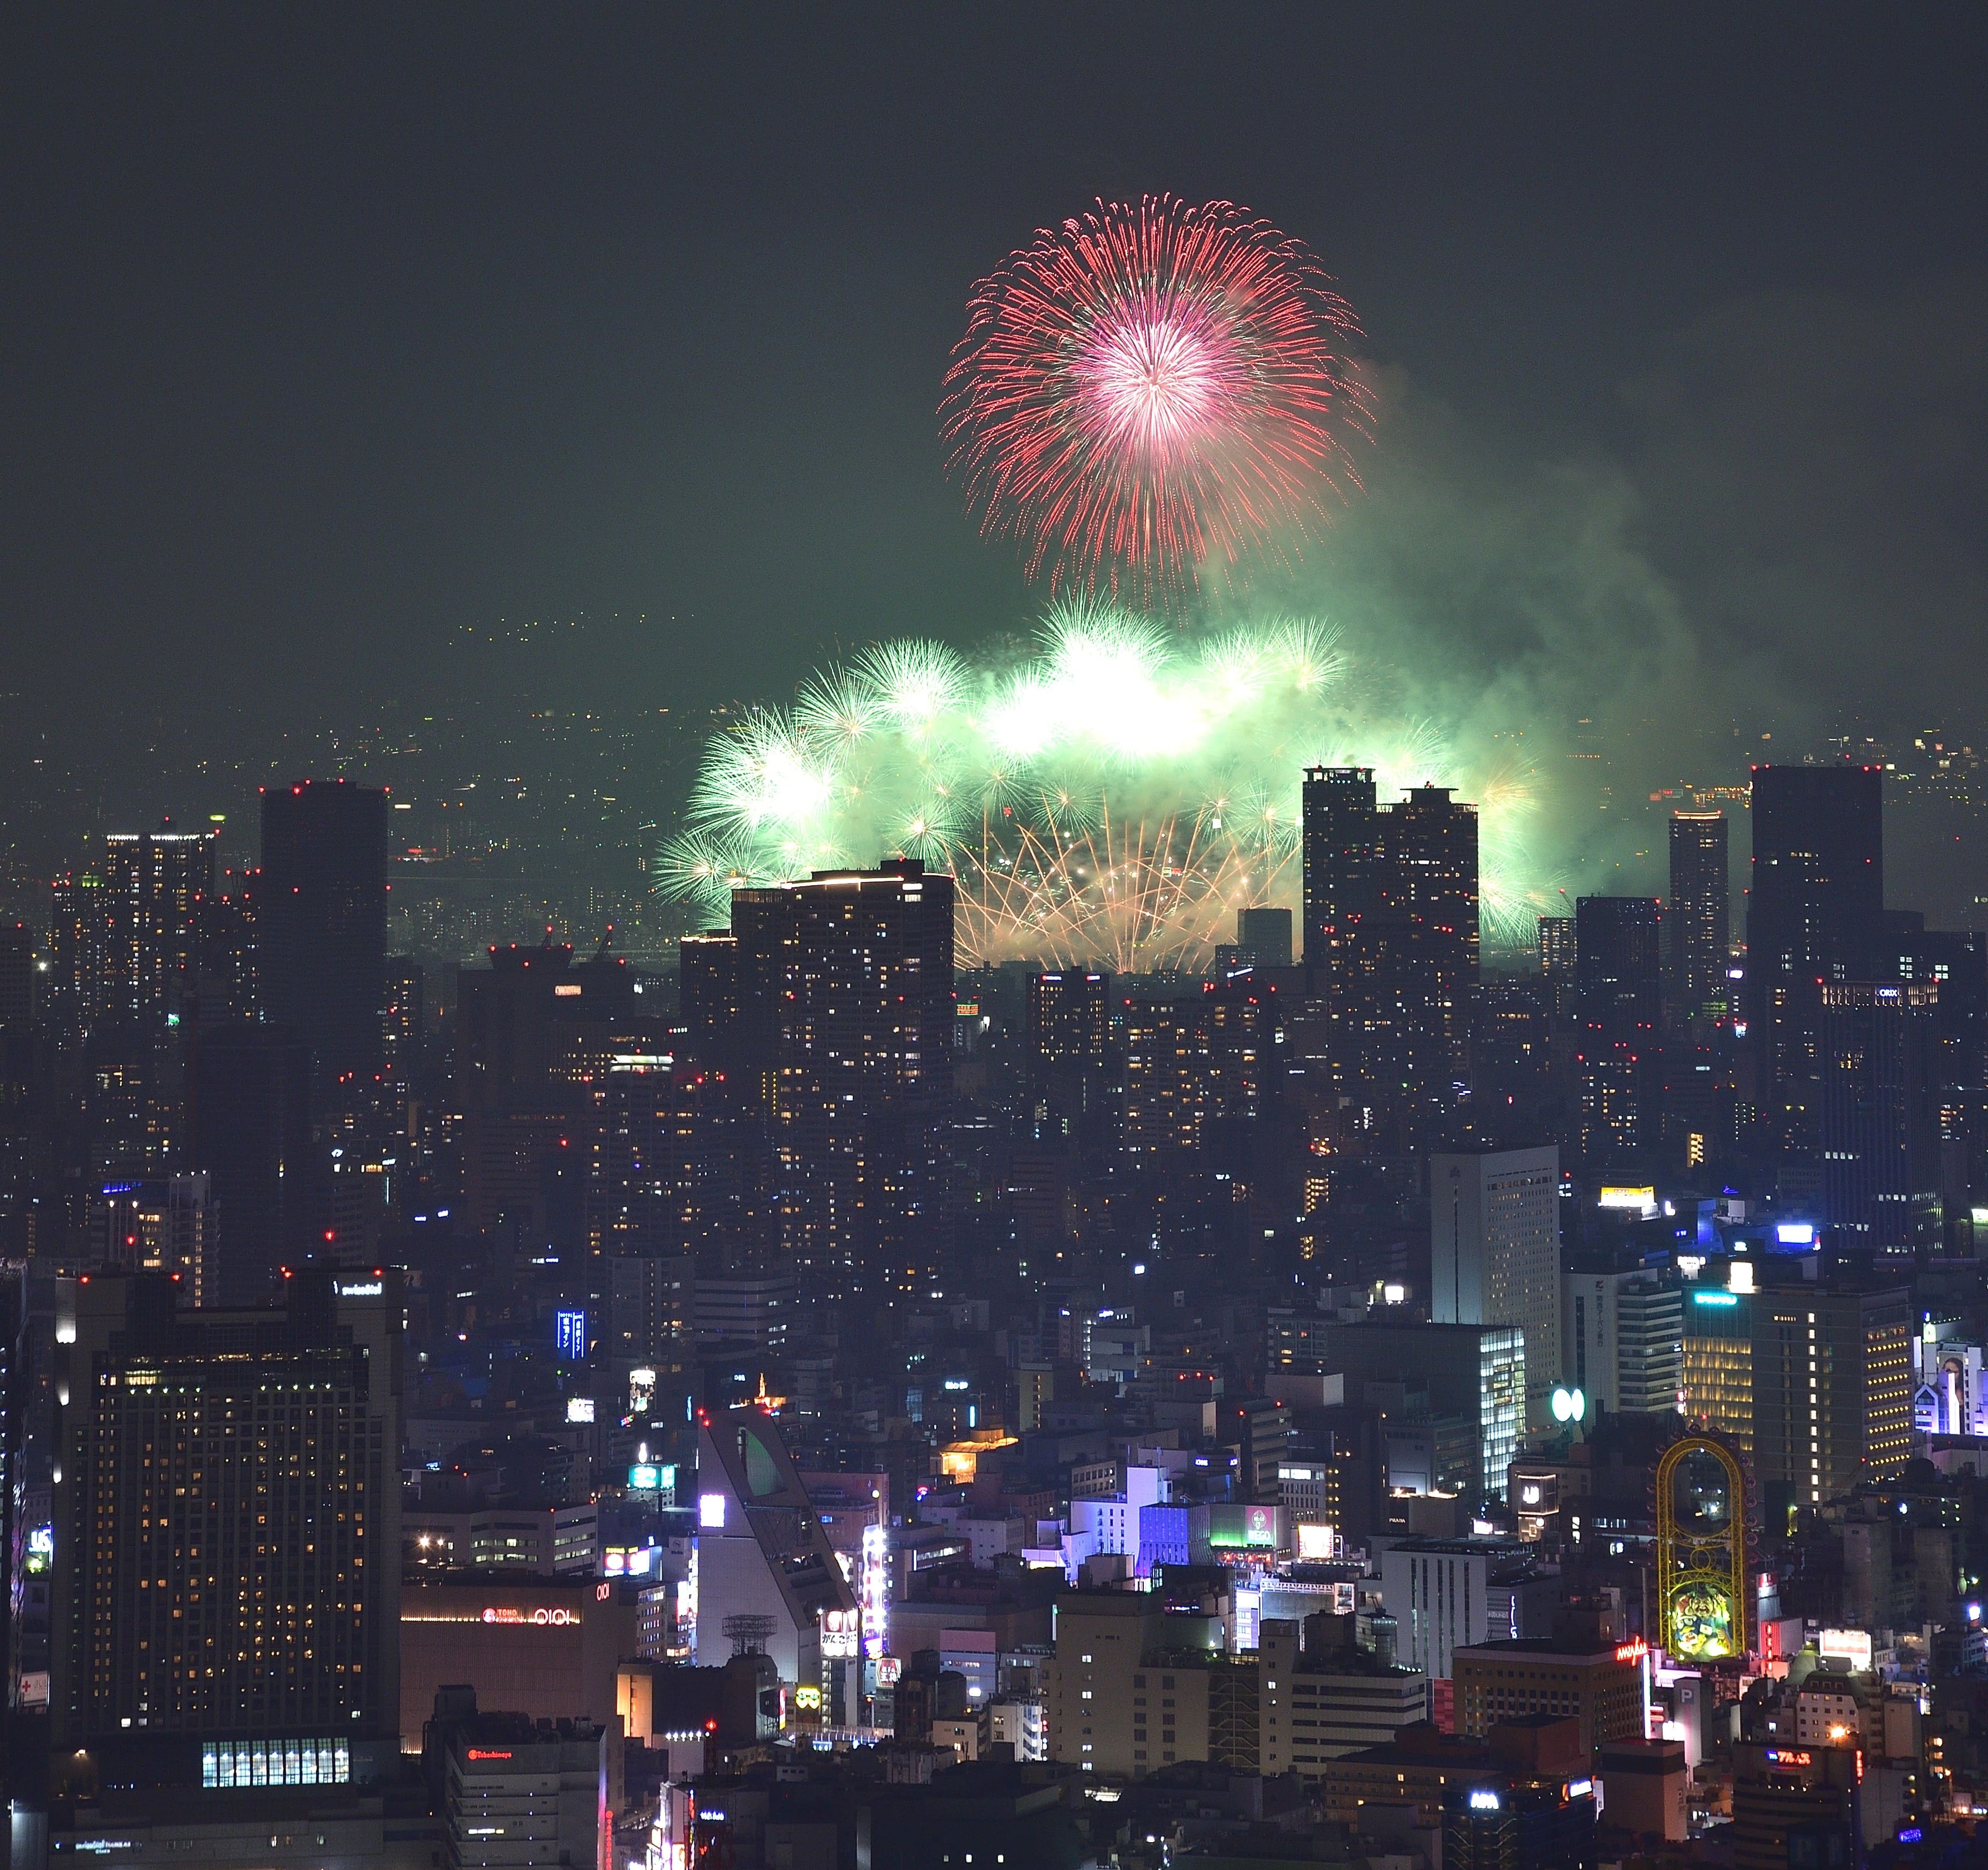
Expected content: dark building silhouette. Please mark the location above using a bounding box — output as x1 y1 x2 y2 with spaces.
1746 765 1885 1158
0 923 34 1029
258 781 388 1097
1666 810 1729 1032
189 1021 312 1305
48 1268 402 1781
1573 896 1662 1165
1819 982 1942 1251
1237 905 1294 969
682 860 954 1305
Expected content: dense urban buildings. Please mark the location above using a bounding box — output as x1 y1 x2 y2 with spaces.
6 744 1988 1868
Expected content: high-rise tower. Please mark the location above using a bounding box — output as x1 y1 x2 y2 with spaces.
1746 766 1884 1155
49 1268 403 1775
1574 896 1662 1164
1667 811 1729 1031
684 860 954 1304
258 781 388 1097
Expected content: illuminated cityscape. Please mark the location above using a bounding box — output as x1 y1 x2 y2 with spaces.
2 13 1986 1870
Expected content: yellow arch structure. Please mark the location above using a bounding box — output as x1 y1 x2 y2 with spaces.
1655 1431 1749 1663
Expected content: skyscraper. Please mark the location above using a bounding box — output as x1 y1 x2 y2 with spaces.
1301 766 1379 1103
100 826 217 1028
1237 906 1294 969
1375 785 1480 1114
1751 1282 1911 1526
684 860 954 1304
258 781 388 1096
1667 811 1729 1031
189 1022 312 1305
1027 969 1112 1117
1301 769 1479 1145
1819 982 1942 1251
1430 1147 1562 1425
49 1268 403 1774
1537 915 1577 1020
1746 765 1885 1155
1573 897 1662 1164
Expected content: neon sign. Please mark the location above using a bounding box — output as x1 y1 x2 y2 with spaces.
481 1605 580 1626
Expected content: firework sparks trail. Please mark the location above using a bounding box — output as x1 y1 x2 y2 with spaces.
942 195 1372 601
658 604 1550 968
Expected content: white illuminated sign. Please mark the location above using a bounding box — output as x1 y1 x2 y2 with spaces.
700 1493 727 1530
337 1281 383 1297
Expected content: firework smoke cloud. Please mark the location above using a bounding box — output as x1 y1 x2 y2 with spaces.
658 603 1555 970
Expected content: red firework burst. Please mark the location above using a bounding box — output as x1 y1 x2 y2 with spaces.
942 195 1370 601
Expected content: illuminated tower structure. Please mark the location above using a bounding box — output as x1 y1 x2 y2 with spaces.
1745 765 1885 1161
49 1268 402 1787
684 861 954 1305
1653 1424 1752 1666
1667 811 1729 1034
1681 1283 1754 1461
1574 897 1662 1166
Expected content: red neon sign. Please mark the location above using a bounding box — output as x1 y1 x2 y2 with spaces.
1614 1640 1649 1664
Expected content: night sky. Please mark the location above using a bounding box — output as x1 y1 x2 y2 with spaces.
6 8 1986 761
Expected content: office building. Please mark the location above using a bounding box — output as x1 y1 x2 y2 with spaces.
1599 1737 1689 1842
258 781 388 1095
49 1269 403 1772
1562 1265 1684 1417
1819 982 1942 1250
1451 1636 1644 1754
86 1172 216 1304
694 1403 856 1688
1318 1321 1526 1504
1044 1591 1257 1777
1753 1283 1912 1525
1879 916 1988 1093
606 1251 692 1376
1730 1740 1857 1870
1682 1282 1754 1459
1237 904 1294 969
683 861 954 1301
1378 1536 1531 1681
429 1691 616 1870
188 1021 312 1305
1430 1147 1561 1425
1747 765 1885 1156
1257 1619 1428 1779
1574 896 1662 1164
400 1577 635 1745
1667 810 1730 1031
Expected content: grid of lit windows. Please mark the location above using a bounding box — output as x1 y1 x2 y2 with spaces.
202 1737 350 1787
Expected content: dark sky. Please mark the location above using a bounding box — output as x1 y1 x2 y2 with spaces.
6 5 1986 738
